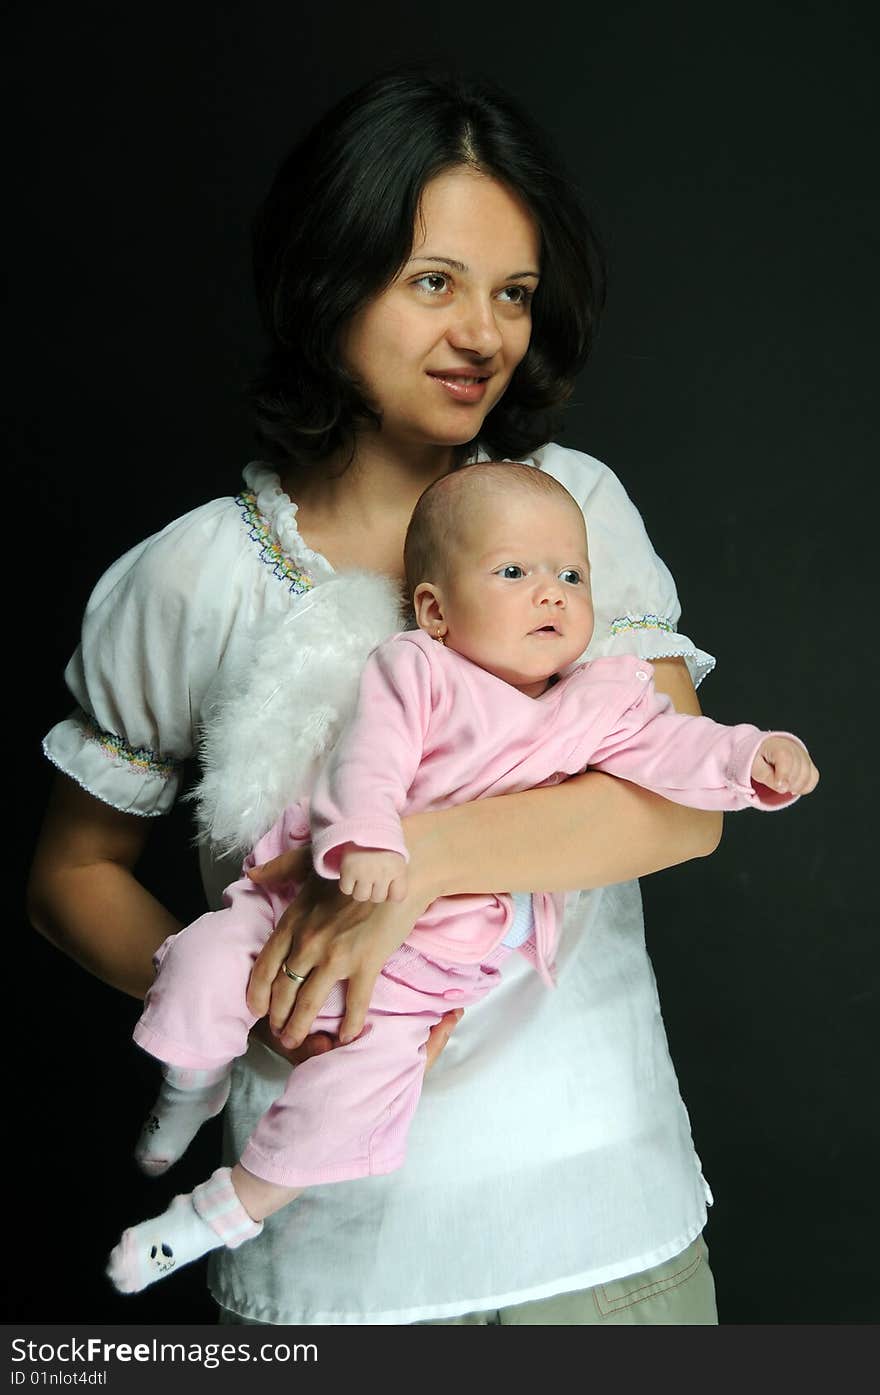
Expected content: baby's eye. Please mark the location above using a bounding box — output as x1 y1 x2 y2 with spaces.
498 564 525 580
559 568 583 585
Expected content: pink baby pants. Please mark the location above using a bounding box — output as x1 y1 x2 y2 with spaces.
133 802 507 1187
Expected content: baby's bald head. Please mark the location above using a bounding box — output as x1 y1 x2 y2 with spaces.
404 461 585 598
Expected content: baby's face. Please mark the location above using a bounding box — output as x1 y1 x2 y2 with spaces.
438 491 594 696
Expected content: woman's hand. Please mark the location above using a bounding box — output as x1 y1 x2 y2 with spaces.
251 1007 462 1073
246 847 431 1048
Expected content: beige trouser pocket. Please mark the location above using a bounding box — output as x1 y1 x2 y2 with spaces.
496 1234 717 1326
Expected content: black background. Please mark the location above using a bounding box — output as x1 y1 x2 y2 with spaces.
9 0 878 1324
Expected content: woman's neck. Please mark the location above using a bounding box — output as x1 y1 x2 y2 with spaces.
280 436 459 527
277 435 466 580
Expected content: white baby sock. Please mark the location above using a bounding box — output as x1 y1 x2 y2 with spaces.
106 1167 263 1294
134 1064 232 1176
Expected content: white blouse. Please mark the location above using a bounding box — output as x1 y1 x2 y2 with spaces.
43 443 716 1324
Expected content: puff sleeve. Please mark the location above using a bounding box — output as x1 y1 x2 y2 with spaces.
535 444 715 688
42 498 249 817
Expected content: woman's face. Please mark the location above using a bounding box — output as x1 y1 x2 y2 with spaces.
342 166 541 454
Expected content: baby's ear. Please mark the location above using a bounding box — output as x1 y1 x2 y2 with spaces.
413 582 446 633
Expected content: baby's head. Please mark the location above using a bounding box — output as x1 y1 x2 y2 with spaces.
404 462 594 697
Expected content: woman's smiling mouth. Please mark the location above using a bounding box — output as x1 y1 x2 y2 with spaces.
427 371 491 403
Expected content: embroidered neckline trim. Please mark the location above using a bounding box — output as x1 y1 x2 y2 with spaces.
235 489 316 596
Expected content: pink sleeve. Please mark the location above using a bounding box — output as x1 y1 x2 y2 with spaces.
589 671 804 811
310 638 435 876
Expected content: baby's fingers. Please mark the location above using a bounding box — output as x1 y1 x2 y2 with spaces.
752 754 776 788
791 758 820 796
388 874 408 903
773 746 820 795
755 746 797 793
769 748 797 790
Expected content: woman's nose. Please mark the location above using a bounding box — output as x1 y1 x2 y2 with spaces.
446 296 503 358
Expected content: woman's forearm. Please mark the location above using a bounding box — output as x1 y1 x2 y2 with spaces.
405 773 722 900
28 860 180 1000
403 655 722 902
27 774 181 1000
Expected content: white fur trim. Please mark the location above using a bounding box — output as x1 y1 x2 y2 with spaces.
189 571 405 855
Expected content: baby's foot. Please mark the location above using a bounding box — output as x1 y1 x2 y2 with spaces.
135 1065 231 1176
106 1167 262 1294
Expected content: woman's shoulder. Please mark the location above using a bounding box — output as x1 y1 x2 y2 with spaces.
530 442 661 581
123 491 242 571
93 466 322 610
529 442 630 511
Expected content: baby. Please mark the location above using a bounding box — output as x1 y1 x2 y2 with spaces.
107 462 818 1293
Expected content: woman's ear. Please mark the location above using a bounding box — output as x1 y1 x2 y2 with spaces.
413 583 447 638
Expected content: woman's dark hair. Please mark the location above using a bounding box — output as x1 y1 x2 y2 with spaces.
250 68 606 464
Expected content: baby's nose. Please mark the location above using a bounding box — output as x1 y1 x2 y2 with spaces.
539 582 564 603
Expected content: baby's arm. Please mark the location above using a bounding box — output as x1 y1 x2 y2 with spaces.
751 735 819 797
587 661 818 811
310 638 433 900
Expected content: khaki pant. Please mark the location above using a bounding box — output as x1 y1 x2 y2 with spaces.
218 1234 717 1326
419 1235 717 1325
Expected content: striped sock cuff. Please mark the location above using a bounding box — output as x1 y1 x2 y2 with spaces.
165 1064 231 1091
192 1167 263 1249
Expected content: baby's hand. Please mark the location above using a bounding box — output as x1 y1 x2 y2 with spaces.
751 737 820 797
339 847 409 903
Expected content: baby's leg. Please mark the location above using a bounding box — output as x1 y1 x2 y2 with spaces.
132 821 308 1174
239 959 446 1187
230 1164 301 1222
106 1166 299 1295
134 1064 233 1176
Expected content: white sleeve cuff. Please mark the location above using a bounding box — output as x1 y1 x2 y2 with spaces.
599 616 716 690
42 710 183 817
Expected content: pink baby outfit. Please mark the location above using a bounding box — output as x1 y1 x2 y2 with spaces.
135 632 797 1188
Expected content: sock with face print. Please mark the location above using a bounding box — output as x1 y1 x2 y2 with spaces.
134 1064 232 1176
106 1167 263 1294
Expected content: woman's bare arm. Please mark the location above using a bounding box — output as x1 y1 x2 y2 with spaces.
26 774 459 1067
408 658 721 901
253 658 723 1044
26 775 179 1000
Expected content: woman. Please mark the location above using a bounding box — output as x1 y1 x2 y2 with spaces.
29 69 721 1325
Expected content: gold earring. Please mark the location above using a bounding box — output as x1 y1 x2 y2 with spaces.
435 628 446 646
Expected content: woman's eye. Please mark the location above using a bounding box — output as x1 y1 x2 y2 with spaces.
499 564 525 580
498 284 534 306
559 569 583 585
413 272 451 295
